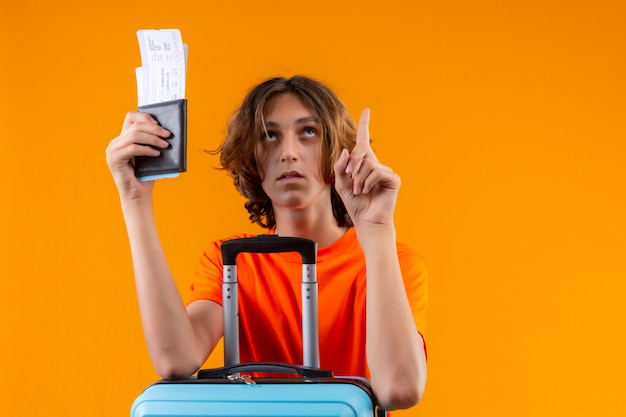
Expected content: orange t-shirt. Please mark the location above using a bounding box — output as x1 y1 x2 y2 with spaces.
187 227 428 378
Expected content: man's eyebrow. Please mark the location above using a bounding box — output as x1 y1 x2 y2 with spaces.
265 117 319 127
295 116 319 124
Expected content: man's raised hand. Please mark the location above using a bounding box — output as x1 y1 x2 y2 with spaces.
333 109 400 227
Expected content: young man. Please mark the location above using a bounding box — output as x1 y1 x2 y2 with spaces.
106 76 428 410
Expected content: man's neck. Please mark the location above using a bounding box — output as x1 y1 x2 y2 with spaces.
274 210 347 248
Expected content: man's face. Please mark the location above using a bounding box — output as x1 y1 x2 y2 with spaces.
257 93 329 213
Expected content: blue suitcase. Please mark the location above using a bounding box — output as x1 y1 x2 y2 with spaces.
131 235 385 417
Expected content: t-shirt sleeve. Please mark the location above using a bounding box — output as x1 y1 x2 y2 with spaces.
397 243 429 338
186 239 224 306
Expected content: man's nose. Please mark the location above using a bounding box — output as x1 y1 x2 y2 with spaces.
280 132 299 162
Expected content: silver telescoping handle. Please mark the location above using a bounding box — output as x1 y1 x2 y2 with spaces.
220 235 319 368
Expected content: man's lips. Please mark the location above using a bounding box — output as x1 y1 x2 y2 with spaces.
278 171 303 180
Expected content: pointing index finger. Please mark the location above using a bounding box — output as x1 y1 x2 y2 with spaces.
356 108 371 145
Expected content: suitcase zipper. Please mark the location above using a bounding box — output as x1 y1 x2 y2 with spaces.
227 374 256 385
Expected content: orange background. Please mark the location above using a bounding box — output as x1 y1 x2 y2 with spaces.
1 0 625 416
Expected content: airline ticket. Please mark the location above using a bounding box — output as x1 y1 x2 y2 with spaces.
136 29 187 106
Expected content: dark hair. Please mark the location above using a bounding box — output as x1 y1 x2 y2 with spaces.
213 75 357 229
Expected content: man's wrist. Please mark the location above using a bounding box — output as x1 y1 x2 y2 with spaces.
354 223 396 251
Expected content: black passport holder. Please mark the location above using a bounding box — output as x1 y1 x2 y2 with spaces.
134 98 187 181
